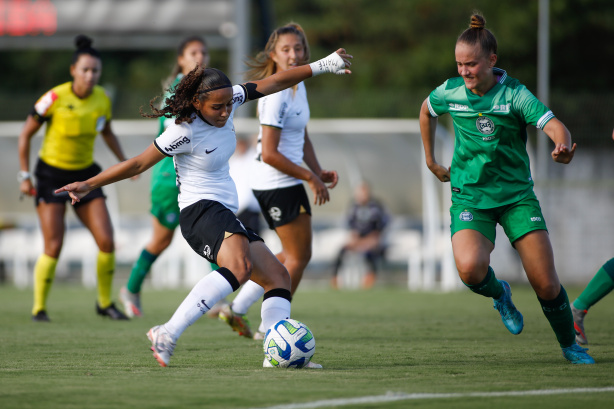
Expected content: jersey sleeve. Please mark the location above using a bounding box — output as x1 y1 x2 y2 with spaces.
31 88 59 123
427 81 450 117
512 84 554 129
232 84 247 109
153 123 193 157
258 90 287 129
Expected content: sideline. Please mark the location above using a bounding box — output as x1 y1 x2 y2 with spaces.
248 387 614 409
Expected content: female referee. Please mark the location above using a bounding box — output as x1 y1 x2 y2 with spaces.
218 22 339 340
55 48 352 367
18 35 130 322
120 35 209 318
419 14 594 364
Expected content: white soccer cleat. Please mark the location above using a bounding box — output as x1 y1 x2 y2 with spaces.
263 358 274 368
120 286 142 318
147 325 176 367
305 361 323 369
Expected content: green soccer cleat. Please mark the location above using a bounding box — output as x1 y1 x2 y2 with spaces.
493 280 524 335
562 343 595 364
219 304 253 338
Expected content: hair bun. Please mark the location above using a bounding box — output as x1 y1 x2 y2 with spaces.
75 34 93 49
470 14 485 29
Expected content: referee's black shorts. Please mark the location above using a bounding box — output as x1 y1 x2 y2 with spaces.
34 159 105 207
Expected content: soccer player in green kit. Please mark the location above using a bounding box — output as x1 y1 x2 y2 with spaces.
419 14 594 364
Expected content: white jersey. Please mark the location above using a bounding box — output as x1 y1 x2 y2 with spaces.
154 84 247 213
250 82 310 190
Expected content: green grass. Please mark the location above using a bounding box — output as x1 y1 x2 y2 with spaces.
1 284 613 409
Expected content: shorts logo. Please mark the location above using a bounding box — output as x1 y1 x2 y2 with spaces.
203 245 212 260
530 217 542 222
476 116 495 135
459 211 474 222
269 207 282 222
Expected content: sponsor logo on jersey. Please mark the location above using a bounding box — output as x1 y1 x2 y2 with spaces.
164 136 190 153
205 147 218 154
448 103 469 111
530 217 542 222
452 187 460 193
232 92 244 105
459 211 473 222
493 103 511 113
476 115 495 135
34 90 58 116
269 206 282 222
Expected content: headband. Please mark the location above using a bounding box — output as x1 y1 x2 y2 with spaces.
197 84 232 94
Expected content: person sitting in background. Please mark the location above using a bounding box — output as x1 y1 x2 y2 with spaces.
331 181 389 289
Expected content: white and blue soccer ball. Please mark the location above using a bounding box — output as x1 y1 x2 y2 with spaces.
263 319 315 368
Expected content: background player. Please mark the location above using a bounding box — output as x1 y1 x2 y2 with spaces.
18 35 131 322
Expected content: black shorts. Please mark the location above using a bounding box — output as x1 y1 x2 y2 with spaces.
252 184 312 230
179 199 263 265
34 159 105 207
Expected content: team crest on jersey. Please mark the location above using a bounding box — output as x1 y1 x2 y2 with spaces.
269 207 282 222
459 211 474 222
476 116 495 135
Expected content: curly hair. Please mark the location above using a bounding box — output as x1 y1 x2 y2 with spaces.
142 66 231 124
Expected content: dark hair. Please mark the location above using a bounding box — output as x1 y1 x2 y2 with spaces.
72 34 101 64
142 66 231 124
457 14 497 57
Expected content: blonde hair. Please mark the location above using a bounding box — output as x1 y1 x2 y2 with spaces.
245 22 310 82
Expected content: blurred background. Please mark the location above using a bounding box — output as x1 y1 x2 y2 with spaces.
0 0 613 290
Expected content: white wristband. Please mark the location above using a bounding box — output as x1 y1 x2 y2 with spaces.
309 52 346 77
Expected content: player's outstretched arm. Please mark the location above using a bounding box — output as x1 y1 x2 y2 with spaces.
55 144 165 204
245 48 352 100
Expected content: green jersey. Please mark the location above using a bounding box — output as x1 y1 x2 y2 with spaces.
427 68 554 209
151 75 183 192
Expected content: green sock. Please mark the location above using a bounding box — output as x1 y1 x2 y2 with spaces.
538 285 575 348
573 258 614 311
126 249 158 294
463 266 504 299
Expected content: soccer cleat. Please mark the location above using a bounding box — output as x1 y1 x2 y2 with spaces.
147 325 176 367
253 331 265 341
119 286 142 318
32 310 50 322
263 358 274 368
306 361 323 369
562 343 595 364
218 304 253 338
493 280 524 335
571 305 588 345
96 302 129 320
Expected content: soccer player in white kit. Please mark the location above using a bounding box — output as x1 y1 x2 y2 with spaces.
55 49 353 368
219 23 339 341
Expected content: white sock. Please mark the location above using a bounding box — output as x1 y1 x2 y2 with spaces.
164 271 234 340
231 280 265 314
260 296 291 332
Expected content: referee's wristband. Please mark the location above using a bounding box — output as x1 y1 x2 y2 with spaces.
309 52 346 77
17 171 31 183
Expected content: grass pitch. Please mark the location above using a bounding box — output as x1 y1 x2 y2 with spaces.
1 283 613 409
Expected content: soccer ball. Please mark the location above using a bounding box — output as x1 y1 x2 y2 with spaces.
263 319 315 368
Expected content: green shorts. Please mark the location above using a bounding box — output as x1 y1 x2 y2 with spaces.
150 185 180 230
450 191 548 245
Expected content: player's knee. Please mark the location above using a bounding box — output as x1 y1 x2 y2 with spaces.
456 258 488 284
226 259 253 285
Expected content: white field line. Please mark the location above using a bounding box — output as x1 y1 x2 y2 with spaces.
248 387 614 409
